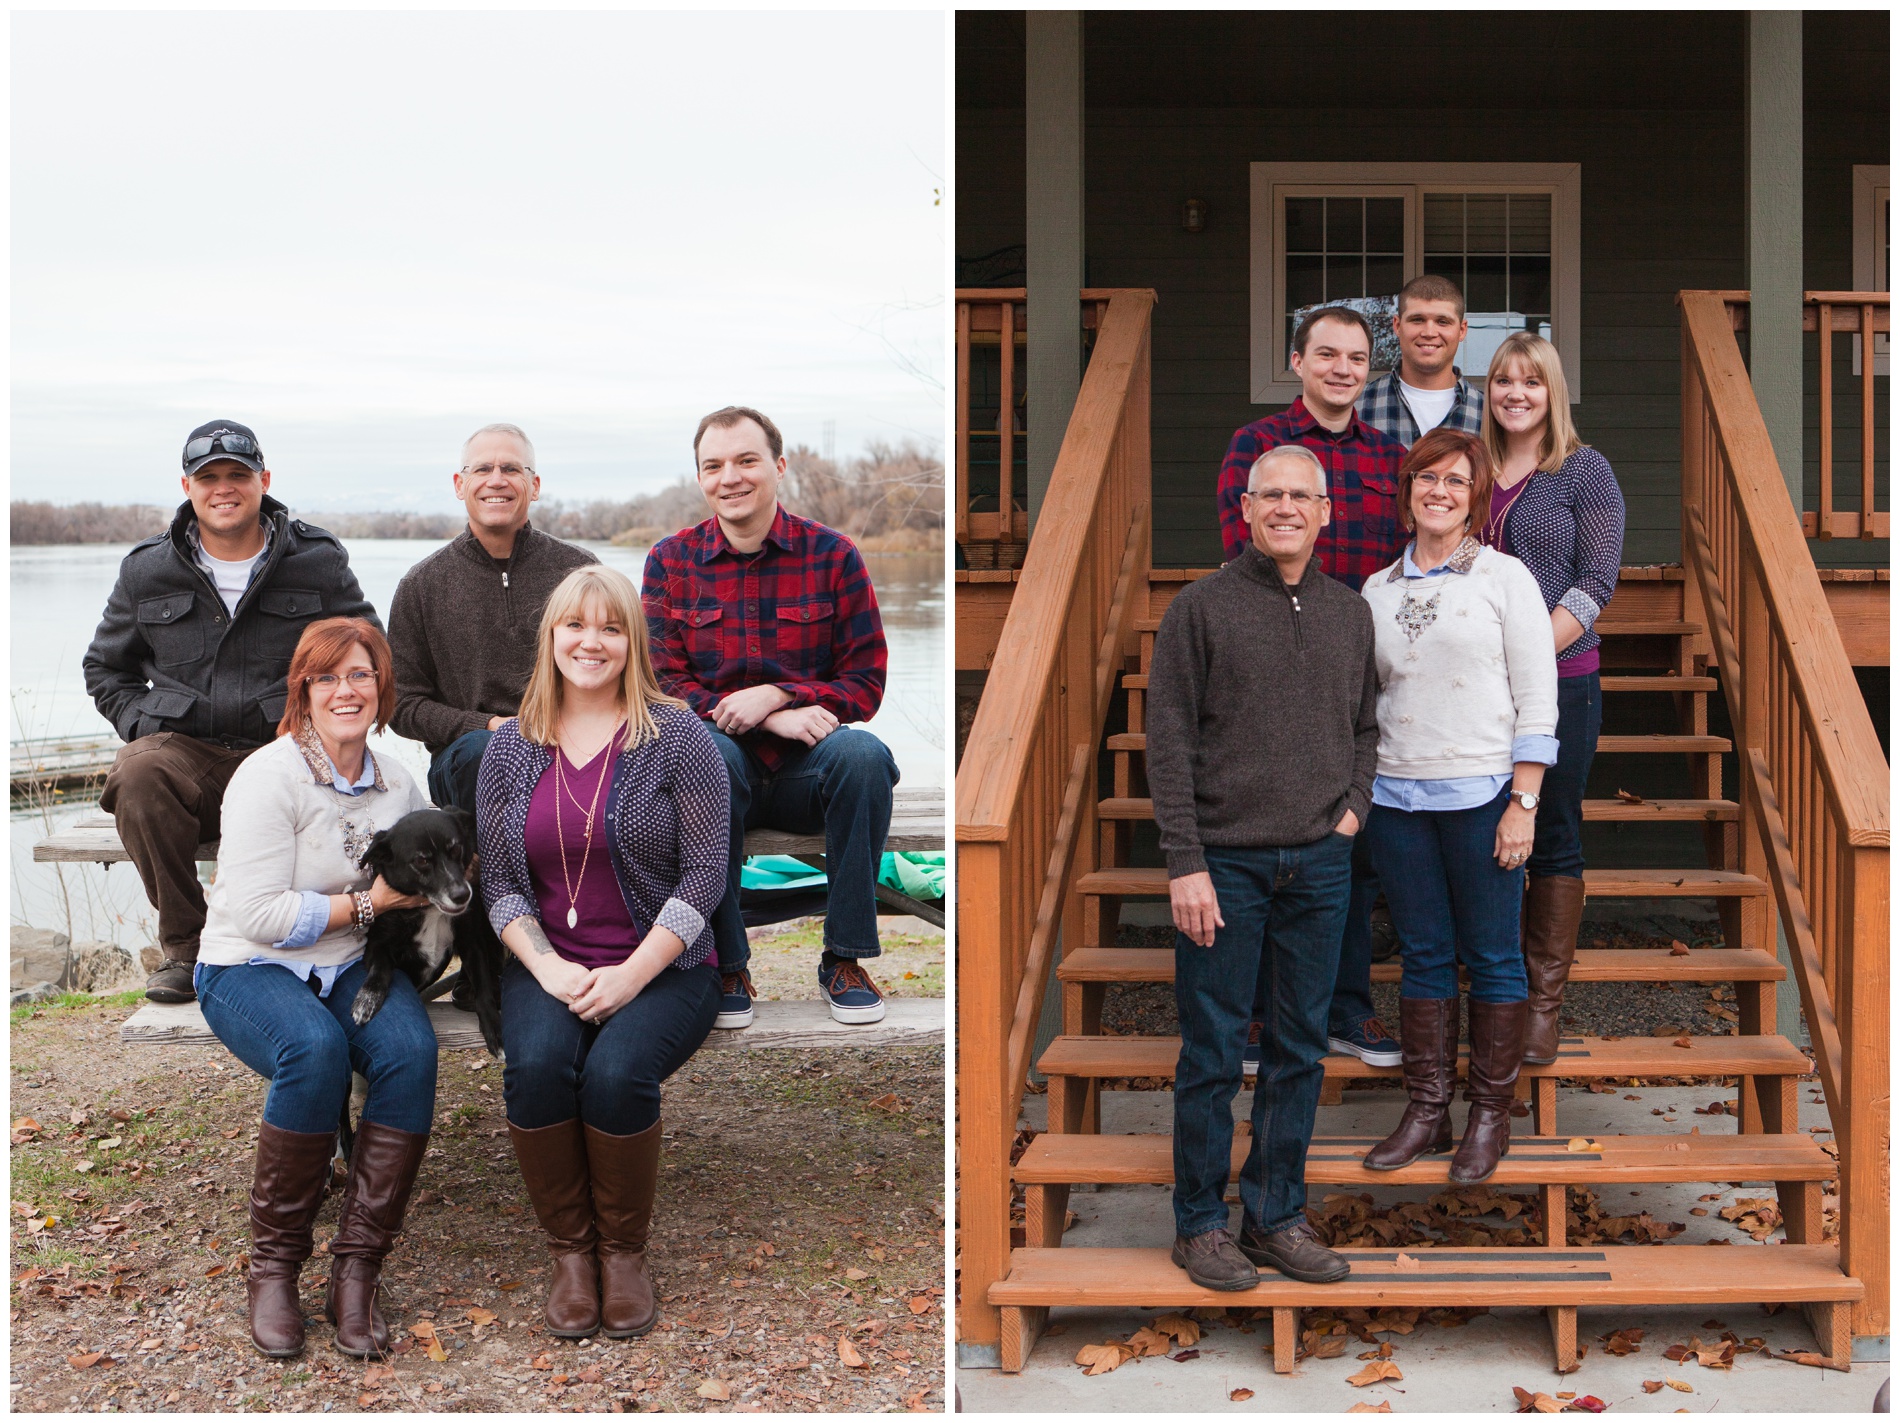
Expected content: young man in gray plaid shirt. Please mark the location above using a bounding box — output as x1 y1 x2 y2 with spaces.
1357 275 1485 449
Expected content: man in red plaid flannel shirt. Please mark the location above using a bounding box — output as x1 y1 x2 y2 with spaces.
642 406 899 1029
1214 308 1406 1074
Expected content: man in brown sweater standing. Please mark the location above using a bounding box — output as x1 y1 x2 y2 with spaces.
388 423 596 812
1146 444 1378 1292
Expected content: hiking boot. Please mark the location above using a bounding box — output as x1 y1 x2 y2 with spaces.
1238 1218 1350 1284
1169 1227 1258 1291
145 958 196 1004
818 958 886 1025
715 968 756 1030
1327 1016 1402 1067
1241 1020 1262 1079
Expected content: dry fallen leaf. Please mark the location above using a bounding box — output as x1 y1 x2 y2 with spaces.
908 1295 932 1315
1665 1377 1693 1392
1152 1313 1203 1346
1074 1342 1133 1376
1229 1387 1254 1401
466 1307 497 1327
696 1379 732 1401
1512 1386 1564 1413
838 1335 867 1368
68 1352 106 1370
1566 1138 1599 1153
1615 789 1645 804
1347 1360 1404 1387
1670 940 1691 955
363 1364 395 1385
844 1267 871 1281
1673 1038 1693 1049
1392 1252 1421 1272
1773 1350 1834 1368
1125 1326 1172 1358
1348 1405 1393 1415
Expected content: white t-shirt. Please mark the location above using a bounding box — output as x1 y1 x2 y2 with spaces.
1398 378 1459 435
199 547 264 616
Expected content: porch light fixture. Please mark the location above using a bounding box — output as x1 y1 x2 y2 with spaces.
1181 198 1207 233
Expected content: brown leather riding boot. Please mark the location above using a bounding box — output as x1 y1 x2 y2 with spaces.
1363 997 1461 1171
509 1119 601 1339
585 1121 663 1338
1522 875 1586 1065
1449 999 1527 1185
246 1122 337 1358
324 1121 428 1358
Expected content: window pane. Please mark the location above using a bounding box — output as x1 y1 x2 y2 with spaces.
1509 194 1552 254
1326 254 1364 300
1424 194 1463 253
1366 255 1404 297
1365 197 1405 253
1511 255 1552 316
1325 196 1363 253
1423 252 1463 282
1286 197 1325 252
1465 195 1508 253
1466 255 1508 312
1286 254 1324 311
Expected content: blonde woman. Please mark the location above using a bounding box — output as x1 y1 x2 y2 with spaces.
476 565 729 1342
1477 333 1626 1065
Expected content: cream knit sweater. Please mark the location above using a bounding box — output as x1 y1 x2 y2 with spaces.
197 731 429 967
1360 539 1558 781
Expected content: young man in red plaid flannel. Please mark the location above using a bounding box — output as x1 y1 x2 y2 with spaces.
642 407 899 1028
1215 308 1406 1072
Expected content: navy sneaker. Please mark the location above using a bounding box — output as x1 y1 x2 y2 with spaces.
818 958 886 1025
1241 1020 1263 1078
715 967 756 1030
1327 1016 1402 1068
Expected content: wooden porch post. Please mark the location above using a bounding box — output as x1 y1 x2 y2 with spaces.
1745 11 1804 503
955 841 1008 1364
1024 10 1084 530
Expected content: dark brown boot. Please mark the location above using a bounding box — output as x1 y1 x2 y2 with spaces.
246 1122 336 1358
324 1121 428 1358
509 1119 600 1339
1363 997 1460 1171
586 1121 662 1338
1522 875 1585 1065
1449 999 1527 1185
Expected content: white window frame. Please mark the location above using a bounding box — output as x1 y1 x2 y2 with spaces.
1249 162 1583 404
1851 164 1888 376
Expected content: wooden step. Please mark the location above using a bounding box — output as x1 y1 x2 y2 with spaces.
1075 865 1769 900
1056 944 1785 985
1035 1032 1811 1084
1123 672 1721 694
1099 795 1739 824
1013 1131 1833 1188
1594 619 1702 638
1105 732 1731 755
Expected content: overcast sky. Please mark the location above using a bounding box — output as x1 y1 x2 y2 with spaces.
11 10 945 513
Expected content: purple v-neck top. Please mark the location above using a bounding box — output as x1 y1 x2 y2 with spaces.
523 743 639 968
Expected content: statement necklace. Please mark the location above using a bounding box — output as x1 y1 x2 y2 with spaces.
552 740 613 930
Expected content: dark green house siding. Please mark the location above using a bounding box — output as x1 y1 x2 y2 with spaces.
958 11 1887 570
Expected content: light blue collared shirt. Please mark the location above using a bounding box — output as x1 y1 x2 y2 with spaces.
1372 543 1560 814
264 746 381 985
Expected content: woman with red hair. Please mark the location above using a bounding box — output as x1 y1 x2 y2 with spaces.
193 617 437 1361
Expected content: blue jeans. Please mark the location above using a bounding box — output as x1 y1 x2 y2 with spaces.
499 957 719 1135
1172 834 1354 1238
1251 831 1378 1039
194 958 438 1135
428 729 494 817
708 727 899 968
1528 673 1601 880
1366 790 1529 1003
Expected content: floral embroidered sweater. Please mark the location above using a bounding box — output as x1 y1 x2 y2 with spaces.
1359 539 1558 782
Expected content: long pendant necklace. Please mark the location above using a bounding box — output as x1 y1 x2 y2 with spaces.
553 743 612 930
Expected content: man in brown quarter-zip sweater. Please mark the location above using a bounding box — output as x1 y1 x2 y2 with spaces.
1146 444 1377 1294
388 423 595 813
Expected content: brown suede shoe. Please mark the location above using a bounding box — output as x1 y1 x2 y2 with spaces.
324 1121 428 1358
1169 1227 1258 1291
246 1122 336 1358
509 1119 601 1339
585 1121 663 1338
1363 997 1460 1171
1522 875 1586 1064
1238 1218 1350 1284
1449 999 1527 1185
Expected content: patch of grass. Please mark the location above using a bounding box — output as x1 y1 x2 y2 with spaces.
11 989 144 1026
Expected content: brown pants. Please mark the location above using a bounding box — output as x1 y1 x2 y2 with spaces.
99 733 254 965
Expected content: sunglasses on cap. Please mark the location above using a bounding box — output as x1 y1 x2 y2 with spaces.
182 432 262 467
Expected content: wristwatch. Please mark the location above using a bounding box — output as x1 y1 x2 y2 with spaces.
1509 790 1541 812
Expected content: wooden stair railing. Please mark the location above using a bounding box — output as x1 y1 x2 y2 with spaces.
1679 289 1890 1340
955 288 1155 1359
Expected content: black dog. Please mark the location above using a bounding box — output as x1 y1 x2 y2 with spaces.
349 807 503 1056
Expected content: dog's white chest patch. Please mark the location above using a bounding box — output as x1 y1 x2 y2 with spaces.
414 910 455 977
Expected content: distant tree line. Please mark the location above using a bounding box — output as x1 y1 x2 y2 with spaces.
9 440 944 549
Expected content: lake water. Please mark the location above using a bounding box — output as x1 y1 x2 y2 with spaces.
9 540 943 948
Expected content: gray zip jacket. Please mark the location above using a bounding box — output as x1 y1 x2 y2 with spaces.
1146 545 1379 877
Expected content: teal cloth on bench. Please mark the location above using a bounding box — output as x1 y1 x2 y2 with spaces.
738 851 945 902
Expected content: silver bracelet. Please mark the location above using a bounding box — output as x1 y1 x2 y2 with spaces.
352 890 376 931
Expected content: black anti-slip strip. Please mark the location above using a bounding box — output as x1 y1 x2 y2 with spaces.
1340 1271 1614 1284
1344 1250 1607 1261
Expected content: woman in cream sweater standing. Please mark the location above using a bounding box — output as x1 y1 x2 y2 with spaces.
1359 427 1558 1184
196 618 436 1360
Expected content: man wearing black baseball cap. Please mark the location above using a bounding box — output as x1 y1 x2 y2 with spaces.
83 420 378 1002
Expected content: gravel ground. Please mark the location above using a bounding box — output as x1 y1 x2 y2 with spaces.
10 994 945 1414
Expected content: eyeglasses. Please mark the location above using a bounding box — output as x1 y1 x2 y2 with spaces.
183 432 261 467
1244 487 1328 506
463 462 534 479
1412 472 1473 492
306 670 379 689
